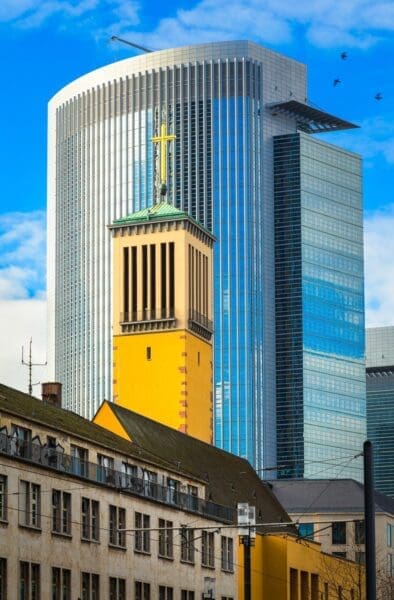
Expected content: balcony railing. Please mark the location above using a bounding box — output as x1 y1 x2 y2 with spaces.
121 308 175 323
189 310 213 332
0 432 234 523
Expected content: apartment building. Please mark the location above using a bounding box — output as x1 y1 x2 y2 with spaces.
0 382 239 599
271 478 394 599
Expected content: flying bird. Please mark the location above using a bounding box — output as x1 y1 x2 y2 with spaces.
375 92 383 101
340 51 348 60
333 78 341 87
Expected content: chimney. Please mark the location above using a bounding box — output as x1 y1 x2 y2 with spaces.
41 382 62 408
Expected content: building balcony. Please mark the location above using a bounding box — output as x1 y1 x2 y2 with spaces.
0 432 234 523
120 308 176 333
188 310 213 340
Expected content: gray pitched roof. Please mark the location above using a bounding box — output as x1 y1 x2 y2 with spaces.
270 478 394 515
0 383 294 531
105 402 295 531
0 383 168 469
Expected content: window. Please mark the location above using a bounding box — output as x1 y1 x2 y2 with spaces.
355 520 365 545
387 554 393 577
146 347 152 360
332 522 346 545
221 536 233 572
332 552 347 559
311 574 319 600
97 454 115 484
70 445 88 477
159 586 173 600
158 519 173 558
181 591 194 600
109 505 126 548
11 425 32 458
167 478 179 504
52 567 71 600
81 572 99 600
298 523 314 540
121 463 138 489
323 583 329 600
201 531 215 568
19 481 41 529
20 562 40 600
109 577 126 600
45 437 58 468
81 498 100 542
0 476 7 521
135 581 150 600
387 523 392 547
301 571 309 600
52 490 71 535
290 569 298 600
187 485 198 511
0 558 6 600
355 552 365 565
180 527 195 563
143 471 157 498
135 512 150 553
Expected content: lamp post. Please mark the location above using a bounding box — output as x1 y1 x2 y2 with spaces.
238 503 256 600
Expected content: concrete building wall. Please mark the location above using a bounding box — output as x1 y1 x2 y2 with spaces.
0 410 237 599
290 510 394 594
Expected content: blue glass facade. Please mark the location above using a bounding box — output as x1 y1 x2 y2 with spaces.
366 369 394 498
212 96 262 462
366 327 394 498
274 133 366 480
53 42 368 477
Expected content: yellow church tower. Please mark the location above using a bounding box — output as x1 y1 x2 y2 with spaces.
110 202 214 443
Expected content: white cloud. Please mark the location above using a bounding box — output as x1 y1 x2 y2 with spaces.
322 115 394 167
0 210 46 299
0 211 47 393
0 299 47 395
3 0 394 48
364 205 394 327
0 0 37 21
112 0 394 50
0 0 99 26
111 0 139 24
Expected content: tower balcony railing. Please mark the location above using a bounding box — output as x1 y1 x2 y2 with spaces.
188 310 213 337
0 432 234 523
121 308 175 323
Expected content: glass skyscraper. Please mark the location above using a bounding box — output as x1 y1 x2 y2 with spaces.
47 41 365 475
366 327 394 497
274 133 366 480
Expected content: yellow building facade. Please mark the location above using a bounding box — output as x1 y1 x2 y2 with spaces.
110 202 214 443
237 533 365 600
94 393 366 600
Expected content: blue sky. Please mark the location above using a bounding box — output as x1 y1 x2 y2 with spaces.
1 0 394 391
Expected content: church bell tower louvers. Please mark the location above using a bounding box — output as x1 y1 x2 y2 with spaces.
110 204 214 443
110 108 214 442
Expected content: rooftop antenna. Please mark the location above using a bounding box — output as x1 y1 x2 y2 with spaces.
21 338 47 396
110 35 153 54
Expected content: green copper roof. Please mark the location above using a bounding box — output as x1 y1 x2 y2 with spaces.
112 202 189 226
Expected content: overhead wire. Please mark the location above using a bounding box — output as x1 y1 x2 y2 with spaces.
0 498 361 595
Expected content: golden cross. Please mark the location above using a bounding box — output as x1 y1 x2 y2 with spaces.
151 123 176 186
